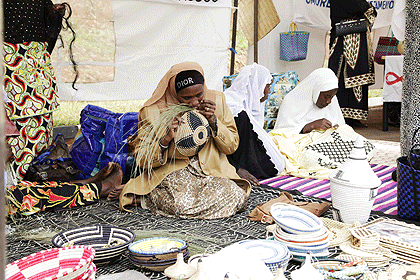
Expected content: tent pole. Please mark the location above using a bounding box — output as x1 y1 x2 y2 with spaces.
230 0 239 75
254 0 258 63
0 0 6 277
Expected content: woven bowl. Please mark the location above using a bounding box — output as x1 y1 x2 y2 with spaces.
130 248 189 262
52 224 135 265
128 237 188 256
5 246 95 280
128 251 190 272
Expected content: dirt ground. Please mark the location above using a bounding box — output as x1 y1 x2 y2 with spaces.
353 105 400 142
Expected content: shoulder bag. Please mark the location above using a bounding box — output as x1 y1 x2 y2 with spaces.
335 18 367 37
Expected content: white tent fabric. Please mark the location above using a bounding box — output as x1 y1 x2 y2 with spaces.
249 0 395 90
140 0 231 8
391 0 405 41
57 1 231 101
292 0 395 30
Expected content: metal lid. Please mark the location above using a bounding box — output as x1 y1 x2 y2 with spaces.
329 137 381 189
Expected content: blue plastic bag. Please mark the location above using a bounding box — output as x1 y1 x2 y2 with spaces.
70 105 138 179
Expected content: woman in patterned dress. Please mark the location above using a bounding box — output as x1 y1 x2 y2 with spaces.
119 62 251 220
3 0 66 181
328 0 377 127
5 162 124 217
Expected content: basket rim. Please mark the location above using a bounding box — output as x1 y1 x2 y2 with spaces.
5 246 95 280
128 237 188 255
51 224 136 252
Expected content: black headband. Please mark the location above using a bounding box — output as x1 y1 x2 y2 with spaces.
175 70 204 92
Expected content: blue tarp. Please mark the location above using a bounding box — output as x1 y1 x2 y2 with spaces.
70 104 138 179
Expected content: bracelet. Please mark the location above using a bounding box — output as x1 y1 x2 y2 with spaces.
159 140 169 149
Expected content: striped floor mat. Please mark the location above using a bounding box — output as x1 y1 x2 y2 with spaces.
260 164 397 215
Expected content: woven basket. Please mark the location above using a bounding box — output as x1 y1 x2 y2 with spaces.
52 224 135 265
129 237 188 256
320 217 352 247
128 237 189 272
174 111 211 157
5 246 95 280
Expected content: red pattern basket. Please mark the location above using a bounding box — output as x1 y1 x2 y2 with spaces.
5 246 95 280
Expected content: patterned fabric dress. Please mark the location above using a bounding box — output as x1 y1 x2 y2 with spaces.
146 157 248 220
5 181 101 217
328 2 377 121
3 41 60 181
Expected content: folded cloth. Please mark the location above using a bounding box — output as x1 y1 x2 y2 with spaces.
248 191 331 223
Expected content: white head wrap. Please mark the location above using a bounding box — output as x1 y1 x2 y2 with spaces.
274 68 345 134
224 63 285 174
224 63 272 127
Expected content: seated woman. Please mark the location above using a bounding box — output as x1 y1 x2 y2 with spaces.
119 62 250 220
270 68 375 179
224 63 285 185
5 161 123 217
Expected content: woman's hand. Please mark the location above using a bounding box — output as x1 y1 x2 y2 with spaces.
237 168 260 186
160 116 184 148
302 118 333 133
197 99 216 124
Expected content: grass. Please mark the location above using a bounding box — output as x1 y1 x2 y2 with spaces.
368 89 383 98
53 100 146 127
54 89 384 127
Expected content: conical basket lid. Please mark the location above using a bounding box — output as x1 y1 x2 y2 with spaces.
329 137 381 189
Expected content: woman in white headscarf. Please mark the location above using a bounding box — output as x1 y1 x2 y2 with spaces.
224 63 285 185
274 68 345 133
270 68 374 179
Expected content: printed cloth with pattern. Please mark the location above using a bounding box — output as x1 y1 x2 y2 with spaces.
5 181 101 217
269 124 375 179
145 156 248 219
3 41 60 181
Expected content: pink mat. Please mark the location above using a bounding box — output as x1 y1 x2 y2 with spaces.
260 164 397 215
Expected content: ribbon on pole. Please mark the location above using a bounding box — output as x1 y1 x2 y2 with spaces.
386 71 403 85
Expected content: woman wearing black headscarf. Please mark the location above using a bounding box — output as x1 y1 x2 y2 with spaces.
328 0 377 127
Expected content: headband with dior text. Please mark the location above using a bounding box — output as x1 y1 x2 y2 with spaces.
175 70 205 93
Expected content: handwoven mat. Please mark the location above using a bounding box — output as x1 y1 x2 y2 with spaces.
260 164 398 215
5 185 406 279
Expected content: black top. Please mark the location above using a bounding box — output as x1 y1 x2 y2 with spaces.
329 0 372 27
227 111 278 180
4 0 62 53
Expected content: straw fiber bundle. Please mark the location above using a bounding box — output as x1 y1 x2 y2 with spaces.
237 0 281 45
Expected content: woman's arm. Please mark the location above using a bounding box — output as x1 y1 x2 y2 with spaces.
209 92 240 155
301 118 336 134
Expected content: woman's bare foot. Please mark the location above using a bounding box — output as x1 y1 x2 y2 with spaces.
106 184 125 201
99 163 123 199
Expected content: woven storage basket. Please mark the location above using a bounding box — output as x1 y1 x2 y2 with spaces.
329 137 381 224
5 245 95 280
52 224 135 265
174 111 211 157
